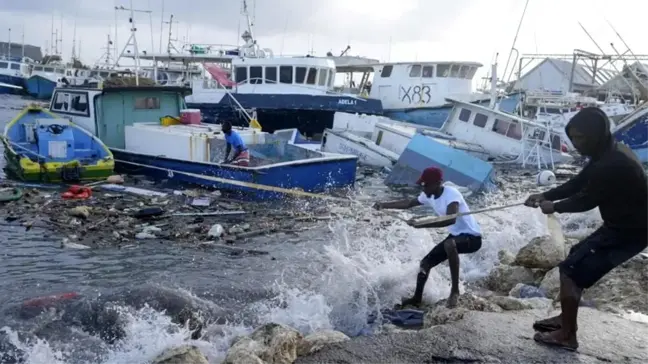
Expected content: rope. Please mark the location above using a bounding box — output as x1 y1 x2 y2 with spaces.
409 202 526 227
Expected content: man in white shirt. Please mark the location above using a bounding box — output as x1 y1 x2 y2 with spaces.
374 167 483 308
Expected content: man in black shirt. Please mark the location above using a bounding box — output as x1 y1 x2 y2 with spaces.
525 107 647 351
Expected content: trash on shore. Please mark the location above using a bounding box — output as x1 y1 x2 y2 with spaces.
0 174 335 249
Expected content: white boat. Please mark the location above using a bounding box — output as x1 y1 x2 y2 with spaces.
0 56 30 93
320 129 398 168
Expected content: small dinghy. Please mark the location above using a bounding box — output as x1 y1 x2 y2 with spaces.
2 105 114 183
0 187 23 202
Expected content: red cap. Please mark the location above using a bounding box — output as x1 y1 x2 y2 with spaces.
416 167 443 185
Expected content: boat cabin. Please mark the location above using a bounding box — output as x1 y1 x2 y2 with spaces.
0 57 31 77
442 98 570 165
193 56 336 96
338 61 482 110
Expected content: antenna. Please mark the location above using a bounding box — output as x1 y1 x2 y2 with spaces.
71 19 77 60
159 0 165 53
94 33 115 69
114 0 152 85
163 14 180 54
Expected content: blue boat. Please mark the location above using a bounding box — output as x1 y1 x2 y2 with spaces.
613 108 648 163
47 85 359 200
384 133 497 193
25 74 58 100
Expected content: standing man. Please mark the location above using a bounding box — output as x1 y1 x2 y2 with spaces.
222 121 250 167
374 167 483 308
525 107 647 351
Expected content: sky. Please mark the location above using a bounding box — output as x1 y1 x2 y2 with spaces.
0 0 647 88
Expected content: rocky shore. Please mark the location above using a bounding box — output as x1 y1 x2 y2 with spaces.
147 212 647 364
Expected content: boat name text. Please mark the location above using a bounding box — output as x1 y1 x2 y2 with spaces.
338 99 357 105
400 85 431 104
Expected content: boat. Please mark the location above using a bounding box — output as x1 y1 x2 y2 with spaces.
0 56 30 94
2 105 114 183
131 1 383 138
46 85 359 200
612 103 648 163
320 128 399 168
385 133 497 193
337 61 495 129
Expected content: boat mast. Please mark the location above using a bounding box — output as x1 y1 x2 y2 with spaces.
115 0 152 85
502 0 530 86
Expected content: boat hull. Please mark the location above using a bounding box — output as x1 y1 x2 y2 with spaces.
321 129 398 168
0 74 24 95
2 149 114 182
186 93 383 136
614 114 648 163
110 148 358 200
25 75 57 100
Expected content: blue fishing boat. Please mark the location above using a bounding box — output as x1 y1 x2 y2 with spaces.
47 85 358 200
613 107 648 163
2 105 114 182
385 133 497 193
25 74 58 100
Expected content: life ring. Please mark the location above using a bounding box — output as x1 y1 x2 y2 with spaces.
62 185 92 199
22 292 80 308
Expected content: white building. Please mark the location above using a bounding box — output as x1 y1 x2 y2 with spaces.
511 58 615 94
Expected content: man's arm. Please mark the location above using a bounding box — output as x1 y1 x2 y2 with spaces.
378 198 421 210
224 143 232 162
542 168 588 201
413 201 459 229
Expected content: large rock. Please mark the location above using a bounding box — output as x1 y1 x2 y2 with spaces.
513 215 566 269
296 308 648 364
484 264 537 293
224 323 303 364
423 294 502 328
152 345 208 364
297 330 350 356
539 266 561 299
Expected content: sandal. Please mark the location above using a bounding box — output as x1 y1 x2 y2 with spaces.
533 315 562 332
533 331 579 351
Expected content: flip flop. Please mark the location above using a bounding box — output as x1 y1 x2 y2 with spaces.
533 332 579 352
532 316 561 332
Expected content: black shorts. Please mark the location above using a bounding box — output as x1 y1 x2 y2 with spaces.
420 233 483 270
559 226 648 289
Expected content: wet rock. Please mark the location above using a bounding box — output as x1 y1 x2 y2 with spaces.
296 308 648 364
508 283 547 299
484 264 536 293
584 255 648 314
68 206 90 220
296 330 350 356
498 249 515 265
208 224 224 238
487 295 551 311
539 266 561 299
513 215 566 269
151 345 208 364
224 323 303 364
423 294 502 328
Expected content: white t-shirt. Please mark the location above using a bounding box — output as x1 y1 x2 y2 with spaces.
417 185 481 237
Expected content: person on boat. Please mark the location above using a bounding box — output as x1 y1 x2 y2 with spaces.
374 167 483 308
222 121 250 167
524 106 648 351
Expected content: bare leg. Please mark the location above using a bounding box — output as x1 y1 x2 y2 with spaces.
444 238 460 308
534 272 580 350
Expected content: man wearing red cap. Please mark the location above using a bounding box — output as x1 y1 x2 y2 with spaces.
374 166 482 308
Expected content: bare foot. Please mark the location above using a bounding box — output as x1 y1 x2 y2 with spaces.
533 330 579 351
533 315 562 332
446 292 459 308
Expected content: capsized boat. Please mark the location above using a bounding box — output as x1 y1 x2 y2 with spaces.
2 105 114 182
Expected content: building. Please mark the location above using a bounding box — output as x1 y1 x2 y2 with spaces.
511 57 616 94
594 61 648 101
0 42 43 62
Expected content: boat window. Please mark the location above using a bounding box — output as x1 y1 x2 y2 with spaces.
265 66 277 83
458 108 471 122
100 71 109 78
422 66 434 78
306 67 317 85
473 113 488 128
458 66 468 78
529 128 546 141
0 62 8 69
409 65 421 77
52 92 69 111
34 66 43 71
318 69 328 86
295 67 307 84
381 65 393 77
44 67 54 72
10 63 20 70
465 66 478 79
550 134 562 151
249 66 262 84
450 65 460 78
279 66 292 84
234 67 248 83
134 97 160 110
436 64 450 77
69 93 89 114
56 69 64 74
546 107 561 114
327 69 334 87
492 119 509 135
506 120 522 140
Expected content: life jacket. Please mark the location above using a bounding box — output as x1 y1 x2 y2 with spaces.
62 185 92 199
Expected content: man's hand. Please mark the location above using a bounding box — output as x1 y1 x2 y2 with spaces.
539 200 555 214
524 193 545 207
373 202 383 210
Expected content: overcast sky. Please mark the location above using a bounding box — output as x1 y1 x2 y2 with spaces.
0 0 646 85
